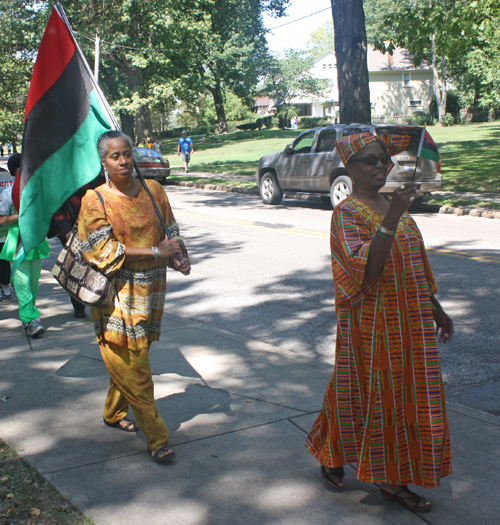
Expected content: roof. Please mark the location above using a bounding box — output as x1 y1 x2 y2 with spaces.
314 45 429 71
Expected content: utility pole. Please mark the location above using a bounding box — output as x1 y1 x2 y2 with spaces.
94 35 100 83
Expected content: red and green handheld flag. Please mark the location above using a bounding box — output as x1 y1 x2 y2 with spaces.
416 129 440 163
14 3 113 270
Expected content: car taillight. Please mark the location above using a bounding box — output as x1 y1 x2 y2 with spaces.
437 153 441 173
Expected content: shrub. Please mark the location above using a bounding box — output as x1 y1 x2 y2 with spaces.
256 118 264 129
263 116 273 129
406 111 433 126
236 122 259 131
443 113 455 126
298 117 329 129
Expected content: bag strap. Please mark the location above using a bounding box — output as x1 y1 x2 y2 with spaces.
94 190 107 219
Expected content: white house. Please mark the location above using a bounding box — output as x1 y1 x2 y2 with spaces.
291 46 434 122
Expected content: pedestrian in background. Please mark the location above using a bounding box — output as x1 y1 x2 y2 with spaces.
7 143 12 155
0 154 50 337
177 131 193 173
306 132 453 513
0 144 4 157
0 167 14 301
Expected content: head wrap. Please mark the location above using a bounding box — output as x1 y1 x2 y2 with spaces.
335 132 385 166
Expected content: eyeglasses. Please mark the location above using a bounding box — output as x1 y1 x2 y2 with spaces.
349 154 392 166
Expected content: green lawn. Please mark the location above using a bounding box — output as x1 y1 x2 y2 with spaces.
162 129 301 176
162 123 500 194
429 122 500 193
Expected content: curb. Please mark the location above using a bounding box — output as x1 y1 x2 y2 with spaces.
166 180 323 202
438 205 500 219
167 179 260 195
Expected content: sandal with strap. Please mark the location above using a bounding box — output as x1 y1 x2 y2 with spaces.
321 465 345 490
380 486 432 512
149 446 175 463
103 417 139 433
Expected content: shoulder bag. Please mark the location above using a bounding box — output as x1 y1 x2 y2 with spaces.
51 191 115 307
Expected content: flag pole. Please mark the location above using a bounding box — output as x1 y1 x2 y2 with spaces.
54 2 181 261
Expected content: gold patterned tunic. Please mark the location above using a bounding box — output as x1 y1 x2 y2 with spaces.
79 180 187 351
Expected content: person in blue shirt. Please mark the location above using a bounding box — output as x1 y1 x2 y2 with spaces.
177 131 194 173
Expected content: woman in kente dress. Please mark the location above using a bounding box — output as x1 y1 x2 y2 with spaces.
306 132 453 512
79 130 190 463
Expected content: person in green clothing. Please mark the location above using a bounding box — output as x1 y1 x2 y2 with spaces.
0 154 50 337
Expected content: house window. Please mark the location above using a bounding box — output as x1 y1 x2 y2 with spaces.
409 100 422 106
328 64 332 69
323 64 327 69
403 73 411 87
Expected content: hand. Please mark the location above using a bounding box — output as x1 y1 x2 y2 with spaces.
157 237 181 258
65 232 71 241
433 308 454 344
388 183 419 218
174 257 191 275
177 152 180 156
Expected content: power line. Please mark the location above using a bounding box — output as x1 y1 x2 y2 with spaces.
268 7 330 31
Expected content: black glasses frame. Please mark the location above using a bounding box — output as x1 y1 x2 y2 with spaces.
348 154 392 166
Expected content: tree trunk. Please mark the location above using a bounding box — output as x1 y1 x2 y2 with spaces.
124 65 152 142
120 111 136 144
330 0 371 123
431 34 447 125
209 80 228 134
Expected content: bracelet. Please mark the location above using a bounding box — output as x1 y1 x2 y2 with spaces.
378 225 397 237
376 227 395 242
151 246 161 261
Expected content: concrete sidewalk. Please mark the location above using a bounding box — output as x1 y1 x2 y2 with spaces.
1 269 499 525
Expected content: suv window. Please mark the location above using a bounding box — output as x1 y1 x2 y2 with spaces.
316 129 337 152
342 127 371 137
293 131 315 154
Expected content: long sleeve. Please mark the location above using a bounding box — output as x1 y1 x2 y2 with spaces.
331 203 381 306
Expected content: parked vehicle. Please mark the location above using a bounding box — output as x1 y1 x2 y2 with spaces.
133 147 170 185
256 124 441 208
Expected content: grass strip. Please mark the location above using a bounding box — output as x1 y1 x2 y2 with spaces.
0 438 94 525
169 175 257 189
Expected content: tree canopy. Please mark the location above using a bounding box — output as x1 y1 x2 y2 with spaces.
0 0 290 144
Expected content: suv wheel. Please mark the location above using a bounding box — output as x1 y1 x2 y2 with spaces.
330 175 352 207
260 172 283 205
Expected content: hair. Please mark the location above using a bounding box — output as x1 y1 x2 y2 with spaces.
7 153 21 176
97 131 133 161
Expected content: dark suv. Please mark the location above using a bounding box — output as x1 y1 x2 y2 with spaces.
256 123 441 207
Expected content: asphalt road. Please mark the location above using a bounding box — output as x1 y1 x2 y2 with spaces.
44 185 500 415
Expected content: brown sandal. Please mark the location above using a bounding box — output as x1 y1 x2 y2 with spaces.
321 465 345 490
103 417 139 432
380 486 432 512
149 446 175 463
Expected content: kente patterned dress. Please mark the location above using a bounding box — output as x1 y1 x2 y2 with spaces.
79 180 187 351
306 196 451 489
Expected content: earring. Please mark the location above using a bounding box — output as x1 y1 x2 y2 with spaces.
104 168 111 186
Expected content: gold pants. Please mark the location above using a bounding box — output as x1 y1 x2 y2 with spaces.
99 340 169 450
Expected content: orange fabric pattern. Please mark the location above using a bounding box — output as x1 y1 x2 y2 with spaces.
79 180 187 351
306 197 451 488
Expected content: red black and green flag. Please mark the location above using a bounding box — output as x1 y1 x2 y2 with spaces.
15 4 113 266
416 129 440 163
